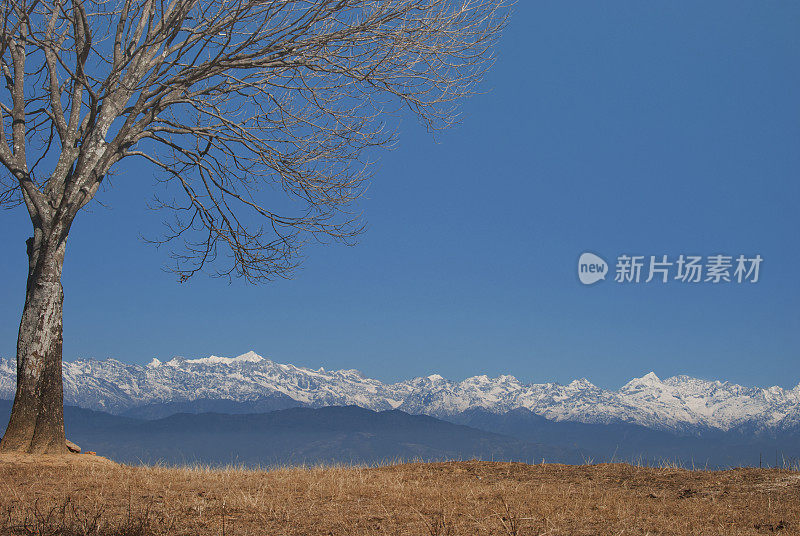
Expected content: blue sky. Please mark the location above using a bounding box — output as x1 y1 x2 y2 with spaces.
1 1 798 389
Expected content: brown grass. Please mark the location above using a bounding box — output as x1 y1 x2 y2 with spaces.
1 454 798 535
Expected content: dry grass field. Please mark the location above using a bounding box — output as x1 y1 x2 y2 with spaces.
1 454 798 535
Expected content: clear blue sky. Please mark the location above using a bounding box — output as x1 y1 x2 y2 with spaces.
1 1 798 389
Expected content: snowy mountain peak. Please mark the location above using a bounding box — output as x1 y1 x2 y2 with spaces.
147 358 161 368
496 374 520 383
568 378 597 390
621 371 663 391
463 374 521 387
236 351 266 363
185 351 265 365
641 371 660 383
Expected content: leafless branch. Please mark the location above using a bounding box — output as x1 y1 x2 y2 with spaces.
0 0 509 282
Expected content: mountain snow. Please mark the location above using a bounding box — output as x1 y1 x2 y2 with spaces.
0 352 798 433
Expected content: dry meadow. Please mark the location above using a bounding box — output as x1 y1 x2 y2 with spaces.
1 454 798 535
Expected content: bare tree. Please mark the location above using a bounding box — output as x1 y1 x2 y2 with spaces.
0 0 507 454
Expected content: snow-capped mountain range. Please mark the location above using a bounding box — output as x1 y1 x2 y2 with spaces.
1 351 799 434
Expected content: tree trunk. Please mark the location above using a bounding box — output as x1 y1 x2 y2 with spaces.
1 229 68 454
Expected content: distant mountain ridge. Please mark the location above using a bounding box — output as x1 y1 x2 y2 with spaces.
0 400 578 466
1 351 799 434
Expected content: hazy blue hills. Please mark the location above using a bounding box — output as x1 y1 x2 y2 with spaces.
448 408 800 469
2 399 798 468
0 400 578 466
120 395 304 420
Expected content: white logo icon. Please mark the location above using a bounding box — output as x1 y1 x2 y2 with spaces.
578 252 608 285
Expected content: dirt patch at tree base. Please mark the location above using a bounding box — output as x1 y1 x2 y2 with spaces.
0 451 115 467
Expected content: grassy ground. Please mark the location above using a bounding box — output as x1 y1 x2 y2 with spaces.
1 453 798 535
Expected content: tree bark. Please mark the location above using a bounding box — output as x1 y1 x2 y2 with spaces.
1 229 68 454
